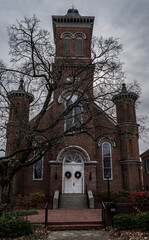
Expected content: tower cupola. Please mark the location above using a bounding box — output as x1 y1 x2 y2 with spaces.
65 8 80 17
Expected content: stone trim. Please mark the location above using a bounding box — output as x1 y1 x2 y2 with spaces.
119 160 141 165
56 145 91 163
58 88 88 103
112 92 138 103
49 160 62 166
85 161 97 166
60 32 87 39
8 91 34 103
52 15 94 43
98 137 116 147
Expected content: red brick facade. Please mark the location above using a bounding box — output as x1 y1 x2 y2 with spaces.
6 8 142 205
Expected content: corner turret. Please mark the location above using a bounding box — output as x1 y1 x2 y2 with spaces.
6 80 34 155
112 84 141 191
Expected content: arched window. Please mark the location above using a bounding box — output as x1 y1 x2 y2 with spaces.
65 95 82 131
76 37 83 56
64 37 71 56
145 159 149 174
102 142 113 180
33 149 44 180
64 153 83 164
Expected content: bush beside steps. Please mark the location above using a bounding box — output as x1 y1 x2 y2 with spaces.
113 212 149 231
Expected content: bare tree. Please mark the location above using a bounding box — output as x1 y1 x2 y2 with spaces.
0 15 141 204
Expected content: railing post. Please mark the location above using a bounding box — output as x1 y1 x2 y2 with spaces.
101 201 106 229
45 202 48 228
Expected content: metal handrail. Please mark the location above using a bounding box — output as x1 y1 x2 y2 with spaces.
45 202 49 228
101 201 106 229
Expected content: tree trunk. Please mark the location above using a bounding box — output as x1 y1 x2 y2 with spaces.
0 175 12 204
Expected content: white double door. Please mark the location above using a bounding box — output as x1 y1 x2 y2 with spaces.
63 163 84 194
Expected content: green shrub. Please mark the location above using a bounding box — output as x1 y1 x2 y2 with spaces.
136 212 149 231
101 190 119 201
30 192 45 207
118 190 129 198
101 190 129 201
113 214 137 230
0 212 32 238
7 209 38 216
113 212 149 231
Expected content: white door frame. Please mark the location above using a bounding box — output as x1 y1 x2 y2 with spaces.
62 156 84 194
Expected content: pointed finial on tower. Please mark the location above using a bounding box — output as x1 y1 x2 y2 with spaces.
18 79 24 91
122 83 127 93
71 4 75 9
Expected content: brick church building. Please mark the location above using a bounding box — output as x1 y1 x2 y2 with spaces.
6 8 141 207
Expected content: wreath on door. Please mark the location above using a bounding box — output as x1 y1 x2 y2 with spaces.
65 171 71 179
75 171 81 179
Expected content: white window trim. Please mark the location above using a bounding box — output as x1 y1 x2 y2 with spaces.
64 94 83 132
33 153 44 181
102 142 113 181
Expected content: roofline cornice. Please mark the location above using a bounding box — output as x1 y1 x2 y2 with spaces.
52 15 94 43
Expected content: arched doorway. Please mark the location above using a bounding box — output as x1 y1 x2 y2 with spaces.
62 153 84 194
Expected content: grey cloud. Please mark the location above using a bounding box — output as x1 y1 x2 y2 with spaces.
0 0 149 153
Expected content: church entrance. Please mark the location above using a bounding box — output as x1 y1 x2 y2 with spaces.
62 153 84 194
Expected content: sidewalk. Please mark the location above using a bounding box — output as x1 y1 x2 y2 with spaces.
47 230 111 240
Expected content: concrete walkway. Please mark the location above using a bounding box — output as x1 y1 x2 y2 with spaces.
47 230 111 240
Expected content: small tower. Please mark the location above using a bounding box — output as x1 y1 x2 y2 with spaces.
6 80 34 156
112 84 141 191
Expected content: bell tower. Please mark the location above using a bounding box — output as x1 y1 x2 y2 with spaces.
112 84 141 191
52 8 95 102
52 7 94 59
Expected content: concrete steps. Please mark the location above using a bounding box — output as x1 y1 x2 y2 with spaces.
48 223 103 231
59 193 88 209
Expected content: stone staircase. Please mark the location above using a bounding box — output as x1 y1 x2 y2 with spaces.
59 193 88 209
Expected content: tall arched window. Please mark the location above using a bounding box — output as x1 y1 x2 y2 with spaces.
65 95 82 131
33 149 44 180
64 37 71 56
76 37 83 56
102 142 113 180
145 159 149 174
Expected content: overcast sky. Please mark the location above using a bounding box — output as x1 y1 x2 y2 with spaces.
0 0 149 154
